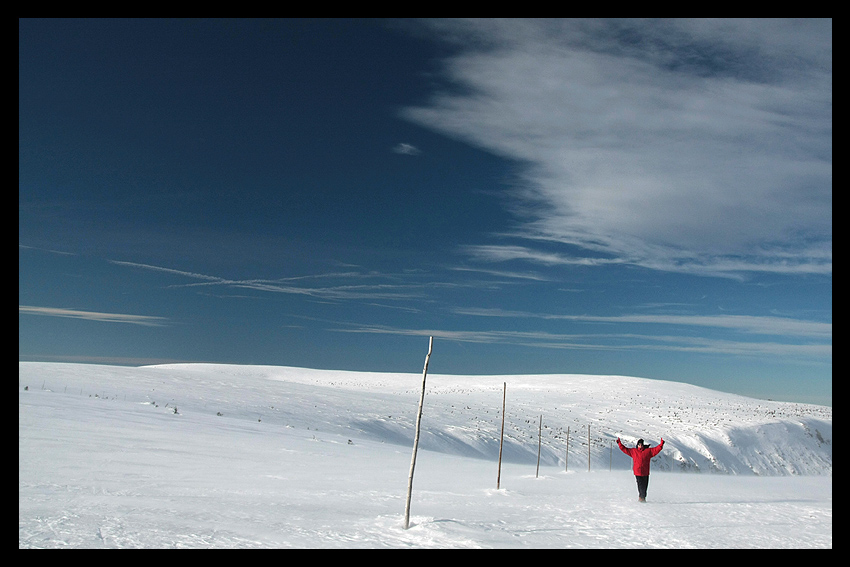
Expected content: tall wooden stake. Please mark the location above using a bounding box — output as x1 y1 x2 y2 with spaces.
403 336 433 530
497 382 506 489
565 426 570 472
536 414 542 478
587 424 591 473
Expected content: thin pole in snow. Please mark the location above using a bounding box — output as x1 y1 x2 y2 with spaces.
587 424 591 473
403 336 433 530
497 382 506 489
565 426 570 472
536 414 542 478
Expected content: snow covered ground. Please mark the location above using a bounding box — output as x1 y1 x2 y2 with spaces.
19 362 831 548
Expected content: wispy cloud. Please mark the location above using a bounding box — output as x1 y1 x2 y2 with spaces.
449 265 552 282
109 260 430 302
19 306 169 327
460 244 623 267
452 307 832 340
392 142 421 155
460 242 832 279
332 323 830 359
108 260 222 282
404 19 832 277
19 244 76 256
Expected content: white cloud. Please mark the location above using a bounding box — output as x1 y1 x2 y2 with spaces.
392 142 421 155
460 244 623 266
403 19 832 277
451 307 832 339
331 322 830 359
19 306 169 327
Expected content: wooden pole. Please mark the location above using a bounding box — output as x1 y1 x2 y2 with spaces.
403 336 433 530
587 424 591 473
536 414 542 478
565 426 570 472
497 382 506 489
610 440 613 471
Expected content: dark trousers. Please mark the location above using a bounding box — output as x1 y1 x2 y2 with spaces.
635 475 649 498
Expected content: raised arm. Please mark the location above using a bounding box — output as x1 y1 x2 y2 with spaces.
650 438 665 457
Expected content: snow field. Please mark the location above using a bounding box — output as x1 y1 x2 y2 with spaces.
19 362 830 548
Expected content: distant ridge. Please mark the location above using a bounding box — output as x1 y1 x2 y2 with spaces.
19 362 832 476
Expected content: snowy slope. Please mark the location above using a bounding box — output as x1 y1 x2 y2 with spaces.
20 362 828 475
19 362 831 548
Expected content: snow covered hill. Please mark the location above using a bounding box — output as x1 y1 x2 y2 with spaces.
19 362 831 476
19 362 831 548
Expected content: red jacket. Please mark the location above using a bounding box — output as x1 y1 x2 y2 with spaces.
618 438 664 476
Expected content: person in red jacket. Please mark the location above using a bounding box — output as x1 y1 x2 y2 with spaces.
617 437 664 502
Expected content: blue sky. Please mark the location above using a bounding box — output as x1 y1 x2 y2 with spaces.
19 19 831 405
